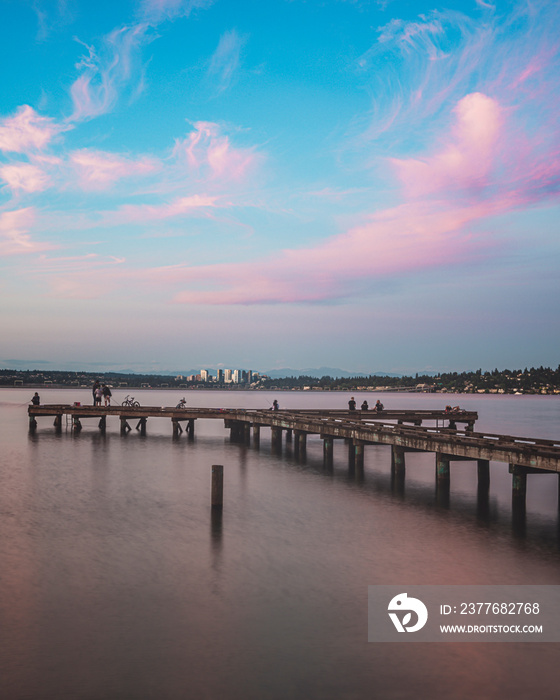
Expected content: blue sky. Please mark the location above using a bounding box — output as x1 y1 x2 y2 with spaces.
0 0 559 374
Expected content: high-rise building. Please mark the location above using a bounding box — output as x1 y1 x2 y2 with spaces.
232 369 241 384
201 369 209 383
216 369 224 383
224 369 232 383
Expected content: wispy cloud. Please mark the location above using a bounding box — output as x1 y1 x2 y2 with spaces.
207 29 245 94
113 194 220 223
0 208 54 256
139 0 213 24
172 121 261 181
0 106 66 154
69 24 150 121
69 149 160 190
0 163 51 193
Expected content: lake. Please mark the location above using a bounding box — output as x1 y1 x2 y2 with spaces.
1 388 560 699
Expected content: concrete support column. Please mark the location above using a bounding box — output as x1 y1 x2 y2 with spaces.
477 459 490 489
391 445 406 477
510 464 527 504
98 415 107 432
253 424 260 447
435 452 450 482
54 414 63 432
354 442 364 469
323 436 334 466
271 426 282 452
243 422 251 443
294 431 307 456
285 429 293 442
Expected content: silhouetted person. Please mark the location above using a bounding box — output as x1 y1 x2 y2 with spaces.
361 400 368 411
348 397 356 411
31 392 40 406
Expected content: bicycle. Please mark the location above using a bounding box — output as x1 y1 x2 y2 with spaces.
122 395 141 407
176 398 187 409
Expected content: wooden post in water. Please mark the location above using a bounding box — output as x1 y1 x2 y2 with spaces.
212 465 224 509
271 426 282 452
253 423 260 447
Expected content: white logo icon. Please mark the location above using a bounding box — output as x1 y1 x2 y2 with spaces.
388 593 428 632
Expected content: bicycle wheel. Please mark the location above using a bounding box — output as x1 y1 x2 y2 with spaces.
132 401 140 407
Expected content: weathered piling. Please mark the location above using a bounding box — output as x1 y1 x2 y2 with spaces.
211 464 224 509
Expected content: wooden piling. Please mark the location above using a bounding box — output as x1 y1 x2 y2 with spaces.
323 436 334 465
211 464 224 509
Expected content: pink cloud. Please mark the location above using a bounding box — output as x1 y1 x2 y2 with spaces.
0 208 54 256
140 197 504 305
0 163 51 193
114 194 220 223
69 24 148 121
173 121 261 181
69 149 159 190
391 93 504 198
140 0 212 23
0 106 64 154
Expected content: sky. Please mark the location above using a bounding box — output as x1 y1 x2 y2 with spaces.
0 0 559 375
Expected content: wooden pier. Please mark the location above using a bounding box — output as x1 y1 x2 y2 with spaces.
27 404 560 509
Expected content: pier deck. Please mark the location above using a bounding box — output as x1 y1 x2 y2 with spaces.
27 404 560 507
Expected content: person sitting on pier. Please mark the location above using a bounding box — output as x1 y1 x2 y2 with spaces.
361 400 369 411
102 385 112 407
373 400 384 413
272 399 279 411
30 392 40 406
348 397 356 411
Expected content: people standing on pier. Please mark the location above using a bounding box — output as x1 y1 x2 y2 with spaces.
373 400 384 413
92 380 100 406
361 400 369 411
94 385 103 406
348 397 356 411
102 384 112 407
30 392 40 406
272 399 279 411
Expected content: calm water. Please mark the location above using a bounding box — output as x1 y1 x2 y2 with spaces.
1 388 560 700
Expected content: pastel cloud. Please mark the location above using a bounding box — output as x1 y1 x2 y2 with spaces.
391 93 504 198
70 24 148 121
113 194 220 223
163 197 503 305
0 106 64 154
69 149 160 190
0 208 53 256
0 163 51 193
207 29 245 94
140 0 212 23
173 121 260 181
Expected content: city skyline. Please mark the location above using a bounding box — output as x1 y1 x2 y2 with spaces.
1 0 559 374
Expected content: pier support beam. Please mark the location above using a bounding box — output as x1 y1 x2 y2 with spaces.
72 416 82 433
271 426 282 453
187 418 195 440
29 415 37 432
286 429 293 443
253 424 260 447
54 414 62 432
120 417 131 434
477 459 490 489
435 452 451 482
98 415 106 432
510 464 527 508
136 418 147 435
323 436 334 467
211 465 224 509
391 445 406 477
294 431 307 458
